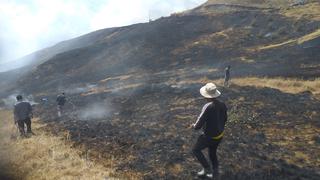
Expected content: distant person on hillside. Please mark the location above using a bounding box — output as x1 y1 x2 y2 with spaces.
191 83 227 179
14 95 34 137
224 65 231 87
56 92 66 117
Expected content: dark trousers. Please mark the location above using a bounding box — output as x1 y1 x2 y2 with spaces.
224 77 230 87
17 118 32 135
193 134 221 170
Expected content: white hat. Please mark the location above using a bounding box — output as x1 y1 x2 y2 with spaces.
200 83 221 98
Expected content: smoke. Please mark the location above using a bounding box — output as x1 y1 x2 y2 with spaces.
0 0 206 72
61 84 98 95
76 102 113 121
1 94 38 108
1 95 17 108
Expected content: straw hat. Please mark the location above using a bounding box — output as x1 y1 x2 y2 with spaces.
200 83 221 98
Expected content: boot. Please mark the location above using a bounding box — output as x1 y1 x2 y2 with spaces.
197 168 211 177
27 131 35 136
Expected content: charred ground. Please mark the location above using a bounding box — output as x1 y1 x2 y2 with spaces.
33 81 320 179
1 0 320 179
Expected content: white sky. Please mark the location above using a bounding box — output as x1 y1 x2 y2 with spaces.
0 0 206 64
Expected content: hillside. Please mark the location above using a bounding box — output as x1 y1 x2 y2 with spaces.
0 0 320 179
0 1 317 95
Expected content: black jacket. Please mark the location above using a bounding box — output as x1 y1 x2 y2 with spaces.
194 100 227 137
14 101 32 121
56 95 66 106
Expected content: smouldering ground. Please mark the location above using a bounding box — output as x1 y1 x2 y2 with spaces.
0 110 116 180
33 76 320 179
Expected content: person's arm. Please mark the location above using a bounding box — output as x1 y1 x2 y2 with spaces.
13 106 18 123
28 103 33 118
193 103 210 130
223 106 227 123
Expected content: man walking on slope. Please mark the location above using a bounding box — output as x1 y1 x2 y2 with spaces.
56 92 66 117
14 95 34 137
224 65 231 87
192 83 228 179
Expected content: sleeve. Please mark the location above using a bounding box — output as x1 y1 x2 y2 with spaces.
223 104 228 123
28 103 33 117
193 103 210 130
13 106 18 122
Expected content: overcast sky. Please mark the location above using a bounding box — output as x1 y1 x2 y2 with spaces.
0 0 206 64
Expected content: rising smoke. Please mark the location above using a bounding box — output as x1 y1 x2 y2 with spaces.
1 94 38 108
60 84 98 95
76 102 113 121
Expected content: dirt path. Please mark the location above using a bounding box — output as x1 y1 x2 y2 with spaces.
0 110 116 180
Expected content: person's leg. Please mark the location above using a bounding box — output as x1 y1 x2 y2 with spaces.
17 120 25 136
57 105 61 117
25 118 32 134
192 135 210 171
208 140 221 178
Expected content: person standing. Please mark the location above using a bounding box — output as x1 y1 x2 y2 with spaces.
224 65 231 87
192 83 228 179
13 95 34 137
56 92 66 117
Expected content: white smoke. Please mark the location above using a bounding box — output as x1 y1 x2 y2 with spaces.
61 84 98 95
77 102 113 120
1 95 17 108
1 94 38 108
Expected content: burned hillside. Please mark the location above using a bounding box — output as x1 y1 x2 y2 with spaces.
0 1 316 95
1 0 320 179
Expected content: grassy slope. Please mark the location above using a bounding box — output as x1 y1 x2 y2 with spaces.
0 110 116 180
256 28 320 50
230 77 320 97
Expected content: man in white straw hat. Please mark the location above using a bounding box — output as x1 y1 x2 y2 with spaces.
192 83 228 179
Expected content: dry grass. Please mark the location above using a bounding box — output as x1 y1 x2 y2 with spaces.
0 110 117 180
254 28 320 50
177 76 320 98
230 77 320 97
282 2 320 21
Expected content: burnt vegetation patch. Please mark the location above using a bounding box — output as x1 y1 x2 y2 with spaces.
34 83 320 179
1 1 320 179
